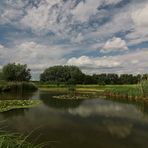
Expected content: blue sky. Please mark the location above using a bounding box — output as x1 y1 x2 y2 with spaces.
0 0 148 79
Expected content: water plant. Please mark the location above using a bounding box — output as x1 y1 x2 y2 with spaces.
0 100 41 113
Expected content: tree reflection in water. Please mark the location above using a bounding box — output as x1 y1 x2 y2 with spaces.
39 91 83 109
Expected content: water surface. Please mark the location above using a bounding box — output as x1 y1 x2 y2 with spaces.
0 90 148 148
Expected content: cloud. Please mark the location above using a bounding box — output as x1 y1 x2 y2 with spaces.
0 44 4 49
126 3 148 46
0 0 147 47
101 37 128 53
70 33 84 43
0 41 69 73
0 0 148 79
0 7 23 25
71 0 101 22
0 0 27 25
132 4 148 28
68 99 142 119
20 2 53 34
3 0 28 8
71 0 123 22
67 48 148 74
104 0 122 5
67 55 121 70
67 56 92 66
20 0 75 35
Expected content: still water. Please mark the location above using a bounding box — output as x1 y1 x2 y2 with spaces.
0 90 148 148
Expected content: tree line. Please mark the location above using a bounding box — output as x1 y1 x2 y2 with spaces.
0 63 148 85
40 65 148 85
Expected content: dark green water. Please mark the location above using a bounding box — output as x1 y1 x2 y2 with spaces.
0 90 148 148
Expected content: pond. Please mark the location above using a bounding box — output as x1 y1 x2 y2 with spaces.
0 90 148 148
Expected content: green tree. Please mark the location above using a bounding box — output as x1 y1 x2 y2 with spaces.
2 63 31 81
40 65 84 84
142 74 148 80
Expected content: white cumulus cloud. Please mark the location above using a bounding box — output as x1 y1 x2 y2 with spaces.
101 37 128 53
66 48 148 74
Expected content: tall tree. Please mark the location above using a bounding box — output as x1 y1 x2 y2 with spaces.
40 65 84 84
2 63 31 81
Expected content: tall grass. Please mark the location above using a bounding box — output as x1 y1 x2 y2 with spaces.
104 85 142 97
140 80 148 97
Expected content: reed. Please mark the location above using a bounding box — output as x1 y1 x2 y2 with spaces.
140 79 148 97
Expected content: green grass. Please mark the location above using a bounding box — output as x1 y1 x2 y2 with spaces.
37 84 66 88
76 85 143 97
104 85 142 97
38 84 145 97
0 100 42 113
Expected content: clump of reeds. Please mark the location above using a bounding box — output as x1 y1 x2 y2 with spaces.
140 79 148 97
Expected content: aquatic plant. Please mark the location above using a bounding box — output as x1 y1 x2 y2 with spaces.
0 100 41 113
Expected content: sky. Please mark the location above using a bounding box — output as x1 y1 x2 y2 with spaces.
0 0 148 80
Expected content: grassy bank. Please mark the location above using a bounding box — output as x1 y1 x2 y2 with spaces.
38 84 148 100
0 100 41 113
38 84 140 94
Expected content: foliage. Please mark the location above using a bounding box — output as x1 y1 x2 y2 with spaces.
92 73 142 85
0 82 38 92
40 65 147 85
40 65 84 84
83 75 96 84
2 63 31 82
